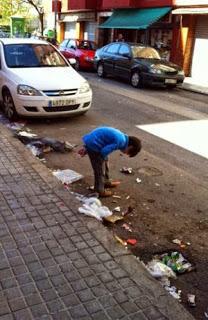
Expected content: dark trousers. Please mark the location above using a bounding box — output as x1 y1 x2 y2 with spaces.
87 149 109 193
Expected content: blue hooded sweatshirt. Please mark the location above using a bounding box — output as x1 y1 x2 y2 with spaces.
83 127 129 159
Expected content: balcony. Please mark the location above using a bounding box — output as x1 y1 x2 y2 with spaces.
68 0 97 10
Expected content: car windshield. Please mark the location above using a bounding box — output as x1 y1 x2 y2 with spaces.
131 46 161 59
4 43 68 68
77 41 96 50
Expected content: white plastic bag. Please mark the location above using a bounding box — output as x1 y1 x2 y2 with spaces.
78 197 112 221
146 259 176 279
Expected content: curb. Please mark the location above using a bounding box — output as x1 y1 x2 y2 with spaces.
182 82 208 95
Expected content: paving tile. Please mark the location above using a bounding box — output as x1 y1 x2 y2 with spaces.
9 297 27 312
14 307 33 320
30 303 49 318
143 306 165 320
0 301 10 316
25 293 43 306
46 299 65 313
62 294 80 308
69 304 89 318
77 289 95 302
106 305 126 319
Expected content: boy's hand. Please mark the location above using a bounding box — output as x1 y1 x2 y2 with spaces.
78 146 87 157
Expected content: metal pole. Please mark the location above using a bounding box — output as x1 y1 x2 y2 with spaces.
54 0 57 40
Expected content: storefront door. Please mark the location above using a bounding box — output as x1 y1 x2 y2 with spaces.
191 16 208 83
84 22 97 41
64 22 76 39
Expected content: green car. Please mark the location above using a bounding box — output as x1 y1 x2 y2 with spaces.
94 42 185 88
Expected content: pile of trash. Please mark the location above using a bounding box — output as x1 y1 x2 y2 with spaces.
15 131 76 157
146 251 195 303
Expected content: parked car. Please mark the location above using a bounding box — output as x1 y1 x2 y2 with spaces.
0 38 92 119
94 42 185 88
59 39 97 70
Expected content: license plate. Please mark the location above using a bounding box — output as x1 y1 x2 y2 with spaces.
165 79 177 84
49 99 75 107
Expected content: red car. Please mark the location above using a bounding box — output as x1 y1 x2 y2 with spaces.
59 39 97 70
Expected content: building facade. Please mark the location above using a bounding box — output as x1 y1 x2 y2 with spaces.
57 0 208 82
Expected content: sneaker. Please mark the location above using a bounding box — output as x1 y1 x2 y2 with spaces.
104 180 121 188
99 190 112 198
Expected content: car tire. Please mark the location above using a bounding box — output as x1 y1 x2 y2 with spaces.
75 59 80 71
97 63 106 78
130 71 143 88
2 89 18 120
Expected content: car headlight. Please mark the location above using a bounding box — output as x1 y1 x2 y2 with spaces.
17 85 42 96
84 56 94 62
149 68 162 74
178 70 185 76
79 81 90 94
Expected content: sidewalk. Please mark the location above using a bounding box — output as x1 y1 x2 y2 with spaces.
0 124 194 320
182 77 208 95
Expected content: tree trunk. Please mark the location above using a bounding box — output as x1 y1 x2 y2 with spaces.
39 12 44 36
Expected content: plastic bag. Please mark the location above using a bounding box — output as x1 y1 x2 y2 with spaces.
78 197 112 221
146 259 176 279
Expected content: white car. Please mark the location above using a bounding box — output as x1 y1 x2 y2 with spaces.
0 38 92 119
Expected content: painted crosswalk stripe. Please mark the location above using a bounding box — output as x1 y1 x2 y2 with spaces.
137 119 208 160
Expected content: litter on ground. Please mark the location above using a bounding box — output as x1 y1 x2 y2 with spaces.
187 294 196 307
78 197 112 221
146 259 176 279
120 167 133 174
104 215 123 223
122 206 134 217
159 251 194 274
122 223 132 232
113 206 121 212
15 131 76 157
114 235 127 246
136 178 142 183
126 238 137 245
53 169 83 184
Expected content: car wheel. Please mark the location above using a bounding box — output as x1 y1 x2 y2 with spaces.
2 90 18 120
130 71 143 88
97 63 106 78
75 59 80 71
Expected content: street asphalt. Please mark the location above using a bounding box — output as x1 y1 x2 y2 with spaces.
0 123 195 319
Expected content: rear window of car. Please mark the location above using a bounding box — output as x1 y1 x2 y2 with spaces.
4 43 68 68
77 41 97 50
106 43 120 54
131 46 161 59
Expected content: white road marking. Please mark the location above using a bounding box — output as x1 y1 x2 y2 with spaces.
137 120 208 160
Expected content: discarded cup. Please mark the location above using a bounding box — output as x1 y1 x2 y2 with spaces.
187 294 196 307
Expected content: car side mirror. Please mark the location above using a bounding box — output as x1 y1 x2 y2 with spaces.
68 58 76 68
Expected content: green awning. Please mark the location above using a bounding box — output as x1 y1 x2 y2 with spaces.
99 7 171 29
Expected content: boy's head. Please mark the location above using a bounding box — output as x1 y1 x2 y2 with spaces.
123 136 142 157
